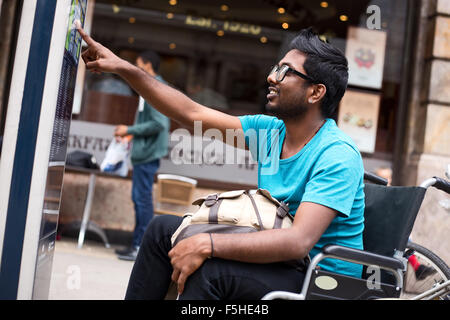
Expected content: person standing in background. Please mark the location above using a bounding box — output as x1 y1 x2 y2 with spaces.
114 51 170 261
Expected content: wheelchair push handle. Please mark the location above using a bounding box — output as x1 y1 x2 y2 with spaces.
432 176 450 194
364 171 388 186
419 176 450 194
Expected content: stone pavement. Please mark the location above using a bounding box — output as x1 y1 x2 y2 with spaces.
49 238 134 300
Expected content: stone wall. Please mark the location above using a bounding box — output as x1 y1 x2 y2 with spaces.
60 173 135 232
413 155 450 265
59 172 221 232
407 0 450 264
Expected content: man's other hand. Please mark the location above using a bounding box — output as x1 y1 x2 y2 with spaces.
168 233 212 295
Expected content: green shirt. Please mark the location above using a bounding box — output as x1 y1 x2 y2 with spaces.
126 76 170 165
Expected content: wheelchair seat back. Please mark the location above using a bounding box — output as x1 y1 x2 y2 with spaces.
363 184 426 258
361 183 426 283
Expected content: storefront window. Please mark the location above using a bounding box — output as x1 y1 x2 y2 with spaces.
74 0 409 159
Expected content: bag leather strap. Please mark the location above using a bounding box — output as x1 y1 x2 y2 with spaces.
205 194 223 224
273 201 290 229
245 191 265 231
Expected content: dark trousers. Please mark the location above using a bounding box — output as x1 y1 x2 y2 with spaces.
131 159 160 248
125 215 305 300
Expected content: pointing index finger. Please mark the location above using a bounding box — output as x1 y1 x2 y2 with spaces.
75 20 95 46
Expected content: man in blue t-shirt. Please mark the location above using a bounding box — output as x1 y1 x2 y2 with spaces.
240 114 365 277
77 25 365 300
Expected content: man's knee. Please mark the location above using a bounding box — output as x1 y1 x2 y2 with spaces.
180 259 305 300
142 215 182 245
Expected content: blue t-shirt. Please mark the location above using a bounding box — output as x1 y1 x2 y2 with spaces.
239 115 365 278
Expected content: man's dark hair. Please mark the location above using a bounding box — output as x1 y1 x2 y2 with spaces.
138 50 161 72
289 28 348 118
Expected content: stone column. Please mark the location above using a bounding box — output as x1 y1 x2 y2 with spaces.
407 0 450 264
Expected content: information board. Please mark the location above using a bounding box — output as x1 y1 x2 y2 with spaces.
33 0 87 299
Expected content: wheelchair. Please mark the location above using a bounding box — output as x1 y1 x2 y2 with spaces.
262 172 450 300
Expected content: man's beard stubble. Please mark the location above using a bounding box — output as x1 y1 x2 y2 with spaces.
265 99 309 120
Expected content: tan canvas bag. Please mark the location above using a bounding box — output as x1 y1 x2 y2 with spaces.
171 189 309 269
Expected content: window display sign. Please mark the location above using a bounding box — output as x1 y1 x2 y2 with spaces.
185 15 262 36
67 120 258 186
337 90 380 153
345 26 387 89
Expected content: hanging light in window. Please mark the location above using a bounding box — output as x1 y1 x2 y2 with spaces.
320 2 329 8
339 15 348 22
278 7 285 14
112 4 120 14
282 22 289 29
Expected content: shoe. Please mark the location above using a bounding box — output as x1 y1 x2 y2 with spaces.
117 246 139 261
415 265 437 280
115 246 134 256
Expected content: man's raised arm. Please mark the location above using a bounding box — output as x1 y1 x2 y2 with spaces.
76 24 243 137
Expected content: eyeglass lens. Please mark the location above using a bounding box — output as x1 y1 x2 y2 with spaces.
270 65 288 82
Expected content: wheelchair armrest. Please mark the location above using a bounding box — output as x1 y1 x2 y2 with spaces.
321 245 404 271
263 245 406 300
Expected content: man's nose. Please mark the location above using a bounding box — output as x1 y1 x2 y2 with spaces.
267 71 278 84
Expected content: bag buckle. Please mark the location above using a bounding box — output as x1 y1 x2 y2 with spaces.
205 194 219 207
276 202 289 218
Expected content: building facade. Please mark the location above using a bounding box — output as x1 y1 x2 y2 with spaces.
0 0 448 263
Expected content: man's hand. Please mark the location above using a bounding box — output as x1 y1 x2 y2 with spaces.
114 125 132 142
114 125 128 137
168 233 211 295
76 21 128 74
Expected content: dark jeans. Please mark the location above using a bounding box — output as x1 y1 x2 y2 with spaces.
125 215 305 300
131 159 160 248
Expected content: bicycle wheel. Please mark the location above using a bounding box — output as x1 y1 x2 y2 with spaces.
401 241 450 300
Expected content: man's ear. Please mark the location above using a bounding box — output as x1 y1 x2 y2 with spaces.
308 84 326 104
147 62 156 76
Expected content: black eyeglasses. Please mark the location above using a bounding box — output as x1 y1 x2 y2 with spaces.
269 64 315 83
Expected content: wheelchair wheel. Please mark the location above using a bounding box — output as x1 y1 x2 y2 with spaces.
401 241 450 300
